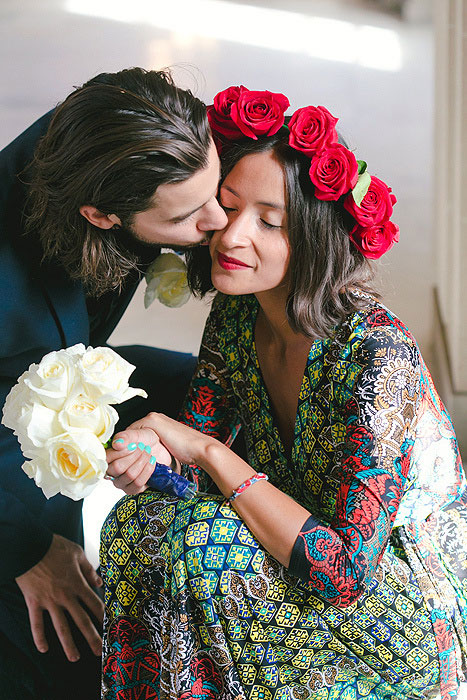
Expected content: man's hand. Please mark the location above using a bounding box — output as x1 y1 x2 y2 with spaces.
15 534 104 662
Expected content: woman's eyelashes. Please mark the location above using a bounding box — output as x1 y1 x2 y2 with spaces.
220 203 282 230
260 219 282 230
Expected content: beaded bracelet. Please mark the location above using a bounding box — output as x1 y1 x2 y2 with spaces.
229 472 269 502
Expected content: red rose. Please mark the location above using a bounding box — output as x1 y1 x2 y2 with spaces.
344 175 397 226
309 144 358 201
207 85 245 140
230 87 289 139
288 105 338 156
349 220 399 259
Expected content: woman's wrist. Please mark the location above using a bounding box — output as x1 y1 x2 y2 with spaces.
194 436 227 472
195 437 256 498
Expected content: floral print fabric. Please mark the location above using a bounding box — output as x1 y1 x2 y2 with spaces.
101 293 467 700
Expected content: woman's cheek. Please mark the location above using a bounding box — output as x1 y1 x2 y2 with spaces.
209 231 222 258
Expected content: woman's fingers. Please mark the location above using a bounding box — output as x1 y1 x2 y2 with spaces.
105 425 173 493
109 427 159 454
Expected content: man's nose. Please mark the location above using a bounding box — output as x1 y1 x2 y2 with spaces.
198 199 228 231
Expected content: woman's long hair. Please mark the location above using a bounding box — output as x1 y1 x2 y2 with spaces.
186 131 379 339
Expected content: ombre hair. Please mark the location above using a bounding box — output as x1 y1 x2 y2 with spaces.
186 131 379 339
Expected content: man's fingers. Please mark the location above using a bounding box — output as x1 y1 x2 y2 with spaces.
49 606 80 662
68 600 102 657
78 556 105 621
26 602 48 654
79 585 105 625
16 535 105 660
78 552 103 589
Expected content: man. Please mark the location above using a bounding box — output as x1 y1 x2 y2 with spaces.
0 67 227 698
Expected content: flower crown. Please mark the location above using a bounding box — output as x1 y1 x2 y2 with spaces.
207 86 399 260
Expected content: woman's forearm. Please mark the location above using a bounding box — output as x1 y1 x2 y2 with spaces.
196 440 311 568
133 412 312 568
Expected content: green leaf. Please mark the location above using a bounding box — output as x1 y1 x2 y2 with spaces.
352 171 371 207
357 160 367 175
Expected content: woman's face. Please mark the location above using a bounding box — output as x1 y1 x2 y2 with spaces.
210 151 290 297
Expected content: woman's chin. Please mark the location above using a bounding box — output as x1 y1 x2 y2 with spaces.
211 272 252 296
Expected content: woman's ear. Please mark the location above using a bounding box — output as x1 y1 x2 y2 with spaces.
79 206 121 230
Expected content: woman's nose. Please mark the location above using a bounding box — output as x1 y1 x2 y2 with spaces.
217 216 248 248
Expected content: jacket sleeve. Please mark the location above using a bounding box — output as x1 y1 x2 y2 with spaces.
0 112 56 583
0 378 54 583
289 320 421 607
179 295 242 493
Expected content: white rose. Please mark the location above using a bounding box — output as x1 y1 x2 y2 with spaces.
58 391 119 444
144 253 190 309
22 431 107 500
15 402 60 458
2 373 32 432
23 345 85 410
2 376 60 457
78 347 147 404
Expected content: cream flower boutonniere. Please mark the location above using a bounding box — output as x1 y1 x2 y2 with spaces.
144 252 190 309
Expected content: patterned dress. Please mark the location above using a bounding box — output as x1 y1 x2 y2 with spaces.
101 293 467 700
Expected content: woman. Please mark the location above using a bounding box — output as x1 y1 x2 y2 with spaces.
102 87 467 700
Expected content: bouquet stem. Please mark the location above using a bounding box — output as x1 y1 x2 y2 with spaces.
147 462 197 499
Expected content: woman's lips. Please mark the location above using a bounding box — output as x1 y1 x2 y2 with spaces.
217 252 251 270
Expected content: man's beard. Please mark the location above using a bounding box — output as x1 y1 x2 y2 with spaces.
118 222 210 253
97 222 211 294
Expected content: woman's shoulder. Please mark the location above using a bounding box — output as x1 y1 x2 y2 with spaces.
334 291 420 361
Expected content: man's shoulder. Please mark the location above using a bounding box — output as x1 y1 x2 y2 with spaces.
0 110 54 171
0 111 54 248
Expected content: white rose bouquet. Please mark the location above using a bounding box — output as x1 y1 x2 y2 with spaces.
1 344 147 500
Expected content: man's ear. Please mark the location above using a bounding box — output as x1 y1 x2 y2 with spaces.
79 206 121 230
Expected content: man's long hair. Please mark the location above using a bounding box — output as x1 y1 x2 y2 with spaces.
25 68 211 295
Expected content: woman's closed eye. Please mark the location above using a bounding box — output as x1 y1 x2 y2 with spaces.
219 199 283 230
260 219 282 230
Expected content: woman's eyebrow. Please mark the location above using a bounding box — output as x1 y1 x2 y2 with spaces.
257 200 285 210
221 184 240 198
221 184 285 210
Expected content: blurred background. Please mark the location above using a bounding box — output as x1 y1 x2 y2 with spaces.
1 0 465 569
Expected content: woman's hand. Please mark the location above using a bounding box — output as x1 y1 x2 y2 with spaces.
106 422 173 495
134 412 215 466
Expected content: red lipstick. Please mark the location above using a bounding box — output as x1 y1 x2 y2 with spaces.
217 252 251 270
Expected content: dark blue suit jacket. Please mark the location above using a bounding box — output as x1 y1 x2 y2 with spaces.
0 113 146 591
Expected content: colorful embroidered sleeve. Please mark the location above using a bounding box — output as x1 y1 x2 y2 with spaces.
289 310 421 607
179 295 242 492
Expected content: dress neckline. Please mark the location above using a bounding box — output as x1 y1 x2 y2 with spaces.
246 296 322 464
